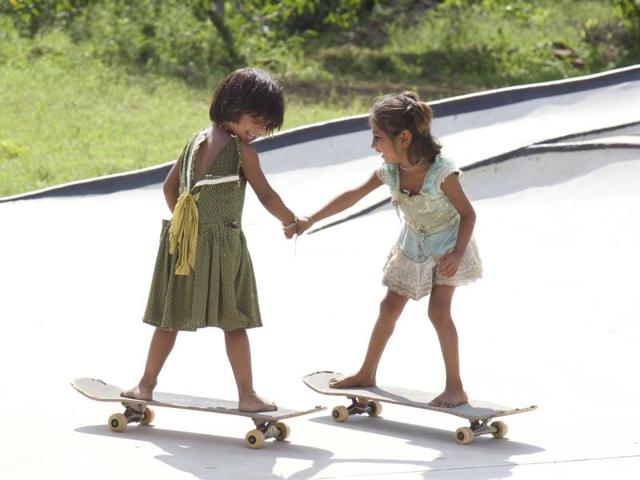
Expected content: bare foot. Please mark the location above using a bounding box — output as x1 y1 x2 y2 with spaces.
239 392 277 412
329 371 376 389
429 388 468 408
121 385 154 402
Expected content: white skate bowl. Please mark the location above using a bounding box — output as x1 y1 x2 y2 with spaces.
1 65 640 479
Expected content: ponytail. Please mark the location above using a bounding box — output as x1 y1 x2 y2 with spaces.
369 91 441 165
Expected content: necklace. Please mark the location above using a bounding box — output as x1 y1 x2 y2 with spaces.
398 157 425 172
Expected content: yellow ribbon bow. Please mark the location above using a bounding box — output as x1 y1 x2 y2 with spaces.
169 191 200 276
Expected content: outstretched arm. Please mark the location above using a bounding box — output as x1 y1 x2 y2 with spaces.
299 171 383 233
239 142 297 237
437 173 476 277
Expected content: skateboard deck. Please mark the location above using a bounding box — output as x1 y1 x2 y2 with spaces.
72 378 324 448
303 371 536 444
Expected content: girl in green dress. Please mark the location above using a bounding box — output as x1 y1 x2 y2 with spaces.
124 68 299 412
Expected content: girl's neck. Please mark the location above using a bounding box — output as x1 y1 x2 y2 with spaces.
398 156 427 172
213 122 234 137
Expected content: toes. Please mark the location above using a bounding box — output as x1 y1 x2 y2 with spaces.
121 389 136 399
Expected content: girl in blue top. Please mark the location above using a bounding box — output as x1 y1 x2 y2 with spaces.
298 92 482 407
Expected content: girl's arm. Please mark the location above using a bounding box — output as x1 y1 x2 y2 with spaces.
163 159 181 213
303 171 382 229
239 142 297 234
438 173 476 276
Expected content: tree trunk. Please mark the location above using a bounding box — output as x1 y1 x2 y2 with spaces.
207 0 246 67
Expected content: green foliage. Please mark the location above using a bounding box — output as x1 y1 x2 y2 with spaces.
614 0 640 27
67 1 229 84
614 0 640 58
1 0 95 35
380 0 625 86
0 139 28 160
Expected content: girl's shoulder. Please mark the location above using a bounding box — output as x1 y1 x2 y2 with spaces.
178 127 209 160
425 153 462 192
376 162 397 187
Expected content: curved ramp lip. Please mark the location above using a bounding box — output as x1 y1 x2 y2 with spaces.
307 124 640 234
470 125 640 171
2 65 639 204
530 120 640 146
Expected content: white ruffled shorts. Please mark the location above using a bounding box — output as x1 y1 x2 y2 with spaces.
382 239 483 300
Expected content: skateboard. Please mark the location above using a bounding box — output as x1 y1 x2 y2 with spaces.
303 371 537 445
72 378 324 449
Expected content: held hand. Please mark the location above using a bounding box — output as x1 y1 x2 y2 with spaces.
282 215 300 239
437 252 461 278
283 222 297 239
296 216 314 235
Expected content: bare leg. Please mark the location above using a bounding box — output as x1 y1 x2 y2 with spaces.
225 328 276 412
330 289 409 388
122 327 178 400
427 285 468 407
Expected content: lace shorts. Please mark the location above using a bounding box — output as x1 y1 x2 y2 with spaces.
382 239 483 300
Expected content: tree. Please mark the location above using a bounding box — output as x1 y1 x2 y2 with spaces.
206 0 246 67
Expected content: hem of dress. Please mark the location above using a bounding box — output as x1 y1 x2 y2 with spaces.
382 280 430 301
434 275 482 288
142 319 262 332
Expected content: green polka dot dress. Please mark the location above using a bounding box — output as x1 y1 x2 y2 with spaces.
143 129 262 332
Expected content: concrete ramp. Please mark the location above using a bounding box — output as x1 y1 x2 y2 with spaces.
1 66 640 479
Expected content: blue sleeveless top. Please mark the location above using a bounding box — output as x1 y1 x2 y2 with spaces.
377 153 462 263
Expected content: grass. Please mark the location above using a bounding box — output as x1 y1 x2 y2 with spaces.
0 0 633 197
0 31 368 197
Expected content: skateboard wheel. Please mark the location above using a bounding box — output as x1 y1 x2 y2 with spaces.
367 400 382 417
245 429 265 449
140 407 155 425
108 413 128 433
490 420 508 439
455 427 474 445
275 421 290 441
332 406 349 422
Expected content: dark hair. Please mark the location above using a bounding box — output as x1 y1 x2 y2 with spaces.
209 68 284 135
369 91 442 165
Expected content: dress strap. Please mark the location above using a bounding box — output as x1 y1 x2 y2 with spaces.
171 130 205 276
234 136 242 185
178 130 208 194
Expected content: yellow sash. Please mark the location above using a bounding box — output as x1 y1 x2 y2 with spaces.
169 191 200 276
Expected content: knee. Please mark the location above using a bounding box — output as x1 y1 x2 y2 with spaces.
224 328 246 339
379 297 404 321
428 304 452 325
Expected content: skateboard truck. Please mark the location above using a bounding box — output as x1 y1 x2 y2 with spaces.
245 419 290 449
107 403 155 433
455 419 508 444
332 397 383 422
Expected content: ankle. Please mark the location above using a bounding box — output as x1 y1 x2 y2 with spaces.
357 370 376 382
445 379 464 391
139 377 157 390
237 386 256 398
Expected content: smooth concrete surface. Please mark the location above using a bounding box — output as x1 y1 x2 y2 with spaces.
2 69 640 479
